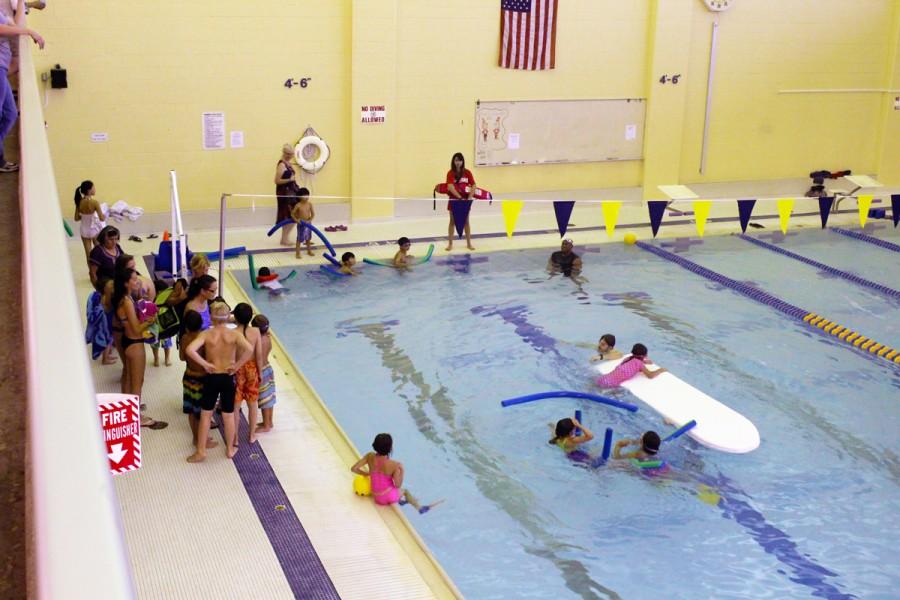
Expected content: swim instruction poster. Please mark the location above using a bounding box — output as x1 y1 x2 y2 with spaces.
202 112 226 150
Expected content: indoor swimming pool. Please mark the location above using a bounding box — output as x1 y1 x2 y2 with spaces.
236 227 900 599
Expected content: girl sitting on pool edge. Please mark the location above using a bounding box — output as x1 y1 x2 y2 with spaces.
351 433 443 514
596 343 667 387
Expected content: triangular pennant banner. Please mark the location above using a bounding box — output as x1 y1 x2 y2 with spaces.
648 201 668 237
501 200 524 238
857 194 873 229
553 201 575 238
892 194 900 227
777 198 794 234
601 201 621 238
737 199 756 233
693 200 712 237
450 199 473 238
818 197 834 229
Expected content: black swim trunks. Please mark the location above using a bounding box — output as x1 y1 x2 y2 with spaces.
200 373 236 413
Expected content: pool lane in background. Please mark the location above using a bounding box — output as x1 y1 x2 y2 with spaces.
635 241 900 366
474 300 857 600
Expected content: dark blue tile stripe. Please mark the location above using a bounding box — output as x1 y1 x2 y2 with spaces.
225 414 341 600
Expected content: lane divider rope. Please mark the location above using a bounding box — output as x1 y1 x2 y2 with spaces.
738 234 900 299
830 227 900 253
635 241 900 366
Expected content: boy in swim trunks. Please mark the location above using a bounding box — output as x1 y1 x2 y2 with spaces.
180 310 216 450
185 301 254 462
339 251 360 275
589 333 623 362
350 433 442 514
290 187 314 259
252 314 277 432
233 303 262 445
393 237 413 269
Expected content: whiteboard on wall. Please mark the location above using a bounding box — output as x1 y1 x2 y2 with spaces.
474 98 646 167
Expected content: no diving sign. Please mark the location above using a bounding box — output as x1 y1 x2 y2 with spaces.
97 393 142 475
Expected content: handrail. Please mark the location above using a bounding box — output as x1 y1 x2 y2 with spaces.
18 38 135 599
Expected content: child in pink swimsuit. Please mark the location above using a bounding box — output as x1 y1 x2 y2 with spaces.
596 343 667 387
350 433 442 514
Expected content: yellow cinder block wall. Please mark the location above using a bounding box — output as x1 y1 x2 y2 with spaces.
30 0 898 216
30 1 352 214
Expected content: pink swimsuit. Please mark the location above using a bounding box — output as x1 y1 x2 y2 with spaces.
596 357 647 387
370 456 402 505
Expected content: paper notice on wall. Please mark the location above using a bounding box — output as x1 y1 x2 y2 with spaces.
202 112 226 150
625 124 637 141
360 105 386 123
230 131 244 148
90 133 108 143
507 133 520 149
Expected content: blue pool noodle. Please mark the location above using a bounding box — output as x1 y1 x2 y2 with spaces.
500 391 638 412
319 265 350 277
601 428 613 461
323 253 341 267
267 219 337 257
662 419 697 443
574 409 582 436
203 246 245 261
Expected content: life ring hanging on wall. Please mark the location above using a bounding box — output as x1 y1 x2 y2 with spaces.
295 135 330 173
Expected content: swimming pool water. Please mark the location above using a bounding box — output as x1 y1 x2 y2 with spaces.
237 228 900 600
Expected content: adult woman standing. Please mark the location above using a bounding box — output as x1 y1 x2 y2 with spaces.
445 152 476 252
88 226 123 287
73 180 105 264
183 275 218 332
274 143 301 246
113 268 166 429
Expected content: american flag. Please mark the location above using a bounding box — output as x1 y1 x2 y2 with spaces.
499 0 558 70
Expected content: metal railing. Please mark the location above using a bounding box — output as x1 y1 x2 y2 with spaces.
19 37 135 599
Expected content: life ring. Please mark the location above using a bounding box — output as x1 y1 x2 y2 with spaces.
295 136 330 173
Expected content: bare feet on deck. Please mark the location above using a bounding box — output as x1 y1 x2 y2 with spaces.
226 447 237 459
467 245 475 251
307 250 314 256
102 356 117 365
205 438 219 449
187 452 206 463
256 425 272 433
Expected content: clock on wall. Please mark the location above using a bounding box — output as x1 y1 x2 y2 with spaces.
702 0 733 11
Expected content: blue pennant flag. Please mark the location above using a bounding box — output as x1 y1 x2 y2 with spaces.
648 201 667 237
737 199 756 233
450 199 473 238
553 201 575 237
818 197 834 229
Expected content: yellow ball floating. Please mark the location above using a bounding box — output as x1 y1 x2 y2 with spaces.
624 233 637 245
353 474 372 496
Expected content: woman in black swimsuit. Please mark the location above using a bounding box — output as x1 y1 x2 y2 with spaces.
114 268 166 429
274 143 301 246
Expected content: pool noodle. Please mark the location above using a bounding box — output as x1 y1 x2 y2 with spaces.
663 419 697 443
500 391 638 413
319 265 350 277
323 253 341 267
247 254 260 290
363 243 435 267
574 409 582 436
268 219 337 257
203 246 245 261
601 428 613 461
63 219 73 237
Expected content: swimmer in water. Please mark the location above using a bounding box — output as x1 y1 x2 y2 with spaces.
596 343 667 387
589 333 624 362
547 417 594 454
612 431 661 461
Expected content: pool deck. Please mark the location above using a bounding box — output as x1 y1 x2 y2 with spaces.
71 186 895 599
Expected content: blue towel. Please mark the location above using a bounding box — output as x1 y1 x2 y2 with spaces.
85 292 113 360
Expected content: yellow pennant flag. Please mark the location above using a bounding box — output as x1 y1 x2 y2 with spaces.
857 194 873 228
501 200 524 238
777 198 794 234
601 201 621 237
693 200 712 237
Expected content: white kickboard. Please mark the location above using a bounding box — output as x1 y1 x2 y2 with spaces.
595 359 760 454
